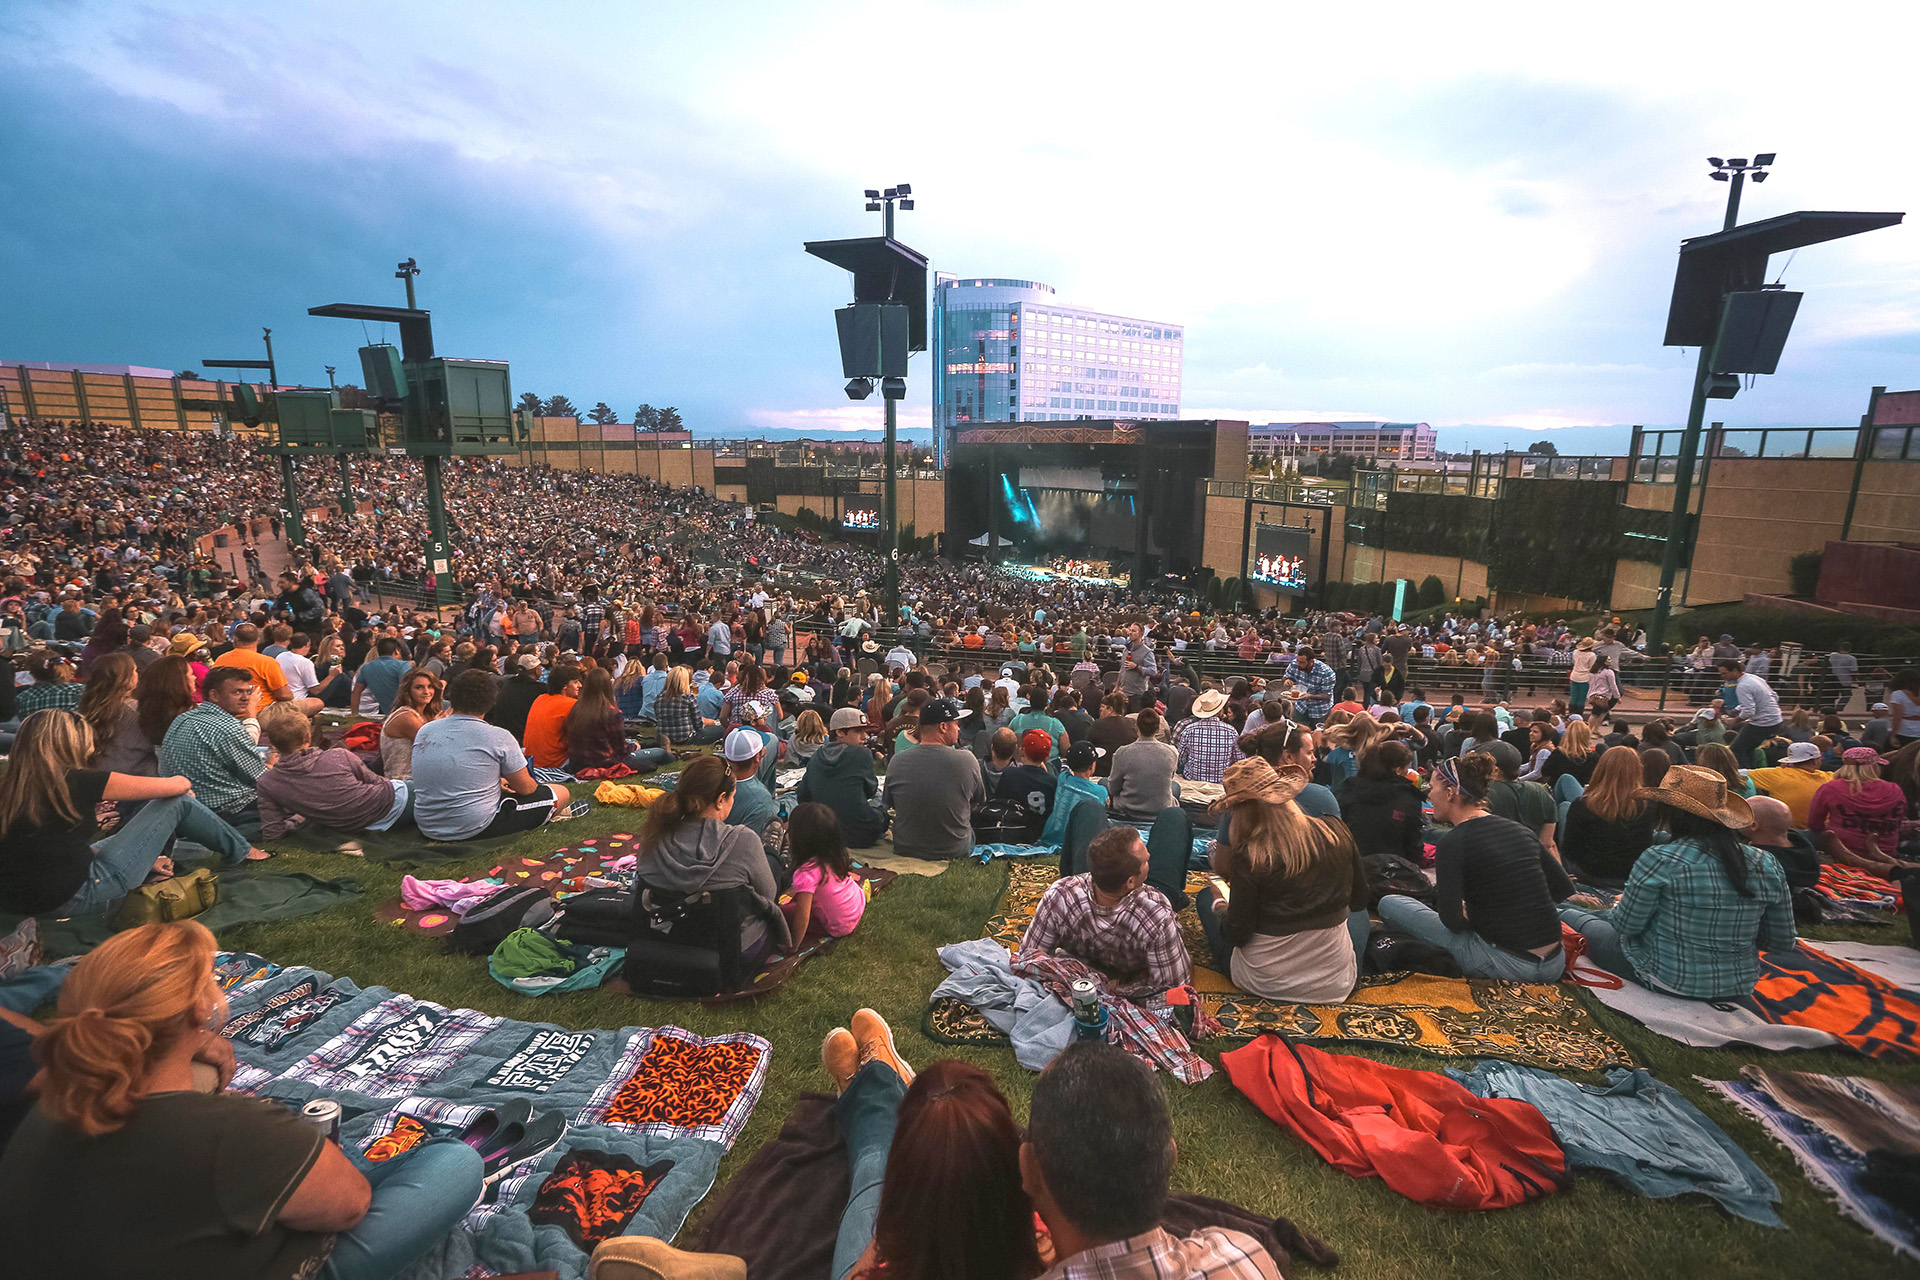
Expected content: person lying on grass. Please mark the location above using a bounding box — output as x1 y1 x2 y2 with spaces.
781 802 866 944
0 708 266 921
253 702 414 848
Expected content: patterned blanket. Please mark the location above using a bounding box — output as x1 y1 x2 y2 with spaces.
1576 939 1920 1061
1705 1067 1920 1260
1818 864 1905 911
213 953 770 1280
926 862 1633 1072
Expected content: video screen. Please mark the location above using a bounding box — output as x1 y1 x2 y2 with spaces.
842 508 880 531
1252 523 1310 594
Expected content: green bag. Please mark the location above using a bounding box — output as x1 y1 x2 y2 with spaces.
117 868 220 927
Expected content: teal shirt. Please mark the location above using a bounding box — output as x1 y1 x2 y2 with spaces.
1613 837 1796 1000
1008 712 1066 759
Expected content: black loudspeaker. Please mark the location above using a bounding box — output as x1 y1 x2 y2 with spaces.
358 343 407 400
834 304 910 379
1711 289 1801 376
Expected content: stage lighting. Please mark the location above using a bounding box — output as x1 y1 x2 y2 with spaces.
846 377 875 400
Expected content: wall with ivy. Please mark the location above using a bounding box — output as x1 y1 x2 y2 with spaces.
1483 479 1632 604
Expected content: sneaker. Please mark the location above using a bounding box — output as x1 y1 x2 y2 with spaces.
588 1236 746 1280
477 1109 568 1184
457 1098 533 1151
820 1027 858 1095
850 1008 913 1085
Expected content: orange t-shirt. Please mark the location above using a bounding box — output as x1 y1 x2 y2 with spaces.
523 694 577 768
211 647 289 700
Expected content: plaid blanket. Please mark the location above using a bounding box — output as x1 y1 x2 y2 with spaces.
210 952 769 1280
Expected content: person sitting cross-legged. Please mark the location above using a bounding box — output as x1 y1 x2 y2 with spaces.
1022 1040 1286 1280
254 703 413 843
797 707 888 848
1017 826 1191 998
410 670 571 842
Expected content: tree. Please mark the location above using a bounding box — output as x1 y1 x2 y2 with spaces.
1418 574 1446 608
633 404 660 432
336 384 375 410
541 395 578 419
587 402 618 425
1526 439 1559 456
177 370 201 380
516 392 542 416
656 406 684 433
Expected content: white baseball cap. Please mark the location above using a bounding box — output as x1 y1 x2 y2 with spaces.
1780 741 1822 765
722 728 766 762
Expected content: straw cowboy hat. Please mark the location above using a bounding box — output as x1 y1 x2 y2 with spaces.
1635 764 1754 830
1576 637 1596 651
1191 689 1229 719
1212 757 1310 814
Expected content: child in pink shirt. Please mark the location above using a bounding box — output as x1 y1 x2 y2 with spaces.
782 802 867 940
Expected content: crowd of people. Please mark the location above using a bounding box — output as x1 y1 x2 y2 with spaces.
0 417 1915 1279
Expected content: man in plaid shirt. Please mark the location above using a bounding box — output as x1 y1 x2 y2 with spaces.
15 652 82 714
1174 690 1238 784
1283 645 1336 724
157 666 266 834
1023 1042 1281 1280
1018 828 1189 998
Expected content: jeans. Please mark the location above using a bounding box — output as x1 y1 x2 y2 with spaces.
831 1061 907 1280
1568 680 1589 712
59 793 252 917
1730 722 1776 769
1556 904 1643 986
216 798 264 840
322 1138 484 1280
1197 888 1371 975
1376 894 1565 982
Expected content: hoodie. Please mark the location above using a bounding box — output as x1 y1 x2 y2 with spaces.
1040 772 1109 847
797 741 887 847
634 817 789 957
1335 773 1427 864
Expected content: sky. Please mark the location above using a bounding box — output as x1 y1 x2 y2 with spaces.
3 1 1918 454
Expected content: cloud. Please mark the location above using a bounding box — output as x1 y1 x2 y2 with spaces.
745 405 886 433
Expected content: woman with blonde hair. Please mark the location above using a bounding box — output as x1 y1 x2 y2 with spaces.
79 651 154 776
1542 717 1599 791
1561 745 1657 884
1197 757 1369 1002
0 920 484 1277
1808 747 1913 878
0 709 260 918
1320 711 1391 792
379 667 443 781
790 707 829 763
1696 741 1754 797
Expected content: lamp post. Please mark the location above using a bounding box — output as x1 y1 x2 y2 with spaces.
1647 155 1770 651
862 186 913 625
1645 159 1901 651
205 330 297 544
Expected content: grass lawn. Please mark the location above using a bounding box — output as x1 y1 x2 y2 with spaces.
225 807 1920 1280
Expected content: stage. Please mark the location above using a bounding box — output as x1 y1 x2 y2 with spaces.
1000 560 1130 589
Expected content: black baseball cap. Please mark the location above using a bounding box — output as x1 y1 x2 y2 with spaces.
919 697 968 726
1064 741 1106 771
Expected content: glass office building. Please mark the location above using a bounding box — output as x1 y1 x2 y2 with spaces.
931 275 1183 460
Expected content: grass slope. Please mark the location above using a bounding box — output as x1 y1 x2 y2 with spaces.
226 808 1920 1280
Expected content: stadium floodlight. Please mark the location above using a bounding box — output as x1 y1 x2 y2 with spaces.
1753 153 1776 167
896 183 911 195
1711 171 1730 181
864 189 880 198
1708 157 1726 167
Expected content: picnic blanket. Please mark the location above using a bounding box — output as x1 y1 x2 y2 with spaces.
1705 1067 1920 1260
1818 864 1905 911
15 867 361 960
373 839 900 1003
1575 939 1920 1061
925 862 1633 1072
685 1091 1338 1280
213 952 770 1280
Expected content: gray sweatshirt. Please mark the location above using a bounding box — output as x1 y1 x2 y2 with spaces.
1106 738 1181 818
635 818 790 955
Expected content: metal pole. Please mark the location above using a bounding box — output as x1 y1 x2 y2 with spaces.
1647 171 1744 650
883 396 899 628
278 453 304 546
340 453 354 519
262 329 278 387
423 454 452 606
1841 386 1885 540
